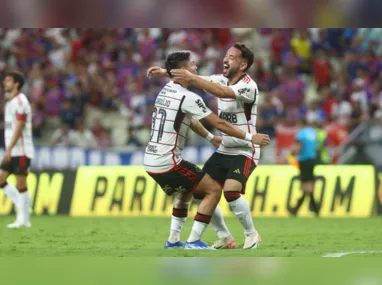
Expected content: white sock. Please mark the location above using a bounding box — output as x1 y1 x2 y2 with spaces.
193 199 231 239
187 221 208 242
19 191 31 224
168 216 186 243
210 205 232 239
229 196 256 236
2 183 20 208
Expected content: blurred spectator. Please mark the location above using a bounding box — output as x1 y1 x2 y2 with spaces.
270 29 285 68
69 120 97 148
276 68 305 121
332 93 353 126
31 102 45 138
312 49 332 89
257 92 282 139
311 29 331 54
320 87 336 120
350 78 369 115
60 100 80 128
305 100 326 123
97 129 111 149
0 28 380 165
349 100 364 131
50 124 72 146
291 29 311 73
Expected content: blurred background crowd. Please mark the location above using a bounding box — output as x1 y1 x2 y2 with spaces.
0 28 382 164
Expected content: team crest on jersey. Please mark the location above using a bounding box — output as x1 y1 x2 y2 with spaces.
195 99 207 113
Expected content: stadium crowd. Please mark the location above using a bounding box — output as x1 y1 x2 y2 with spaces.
0 28 381 163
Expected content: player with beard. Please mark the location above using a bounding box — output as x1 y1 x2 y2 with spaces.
145 51 270 249
148 43 265 249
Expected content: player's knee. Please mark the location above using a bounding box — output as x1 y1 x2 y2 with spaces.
193 192 205 200
0 171 8 185
223 179 242 192
223 190 241 202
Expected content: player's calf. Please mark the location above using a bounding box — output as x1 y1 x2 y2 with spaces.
186 175 221 247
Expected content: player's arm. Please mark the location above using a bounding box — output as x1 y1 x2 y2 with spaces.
291 132 303 156
5 118 26 160
182 92 269 146
170 69 235 99
291 141 302 156
203 113 270 146
147 67 169 78
190 117 221 147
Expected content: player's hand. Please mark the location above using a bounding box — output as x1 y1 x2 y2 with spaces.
147 66 167 78
171 69 195 84
251 133 271 146
3 149 11 163
210 136 222 147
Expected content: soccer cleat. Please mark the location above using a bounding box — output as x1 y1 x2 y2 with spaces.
7 220 31 229
184 240 215 250
243 231 262 249
212 236 237 249
164 241 185 249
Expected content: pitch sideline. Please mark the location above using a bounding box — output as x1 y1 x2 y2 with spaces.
322 251 382 257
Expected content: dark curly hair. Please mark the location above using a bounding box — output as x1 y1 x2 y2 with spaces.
5 70 25 90
165 51 191 77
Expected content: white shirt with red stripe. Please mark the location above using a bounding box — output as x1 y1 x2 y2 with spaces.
4 93 35 159
202 74 260 163
144 81 212 173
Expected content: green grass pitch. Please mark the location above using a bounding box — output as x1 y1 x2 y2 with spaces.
0 216 381 257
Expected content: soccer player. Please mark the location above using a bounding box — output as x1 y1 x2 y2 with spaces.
0 71 34 228
144 51 270 249
290 118 319 216
148 42 265 249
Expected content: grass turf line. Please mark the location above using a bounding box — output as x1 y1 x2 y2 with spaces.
0 216 381 257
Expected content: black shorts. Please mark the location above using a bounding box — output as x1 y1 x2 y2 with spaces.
203 152 256 194
299 159 316 182
0 156 31 176
147 160 206 196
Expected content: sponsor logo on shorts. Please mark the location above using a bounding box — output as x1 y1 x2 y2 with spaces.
175 186 187 193
162 185 173 195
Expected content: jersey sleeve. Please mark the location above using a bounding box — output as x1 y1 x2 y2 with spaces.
181 92 212 120
15 100 29 121
229 80 259 103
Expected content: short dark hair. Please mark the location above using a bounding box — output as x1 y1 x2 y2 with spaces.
6 70 25 90
165 51 191 77
233 42 254 71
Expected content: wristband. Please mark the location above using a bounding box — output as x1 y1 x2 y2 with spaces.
205 132 214 142
244 132 252 142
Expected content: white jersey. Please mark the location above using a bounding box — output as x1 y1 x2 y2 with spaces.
4 93 35 158
202 74 260 163
144 81 212 173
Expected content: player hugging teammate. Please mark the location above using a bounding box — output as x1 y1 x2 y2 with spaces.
148 42 269 249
